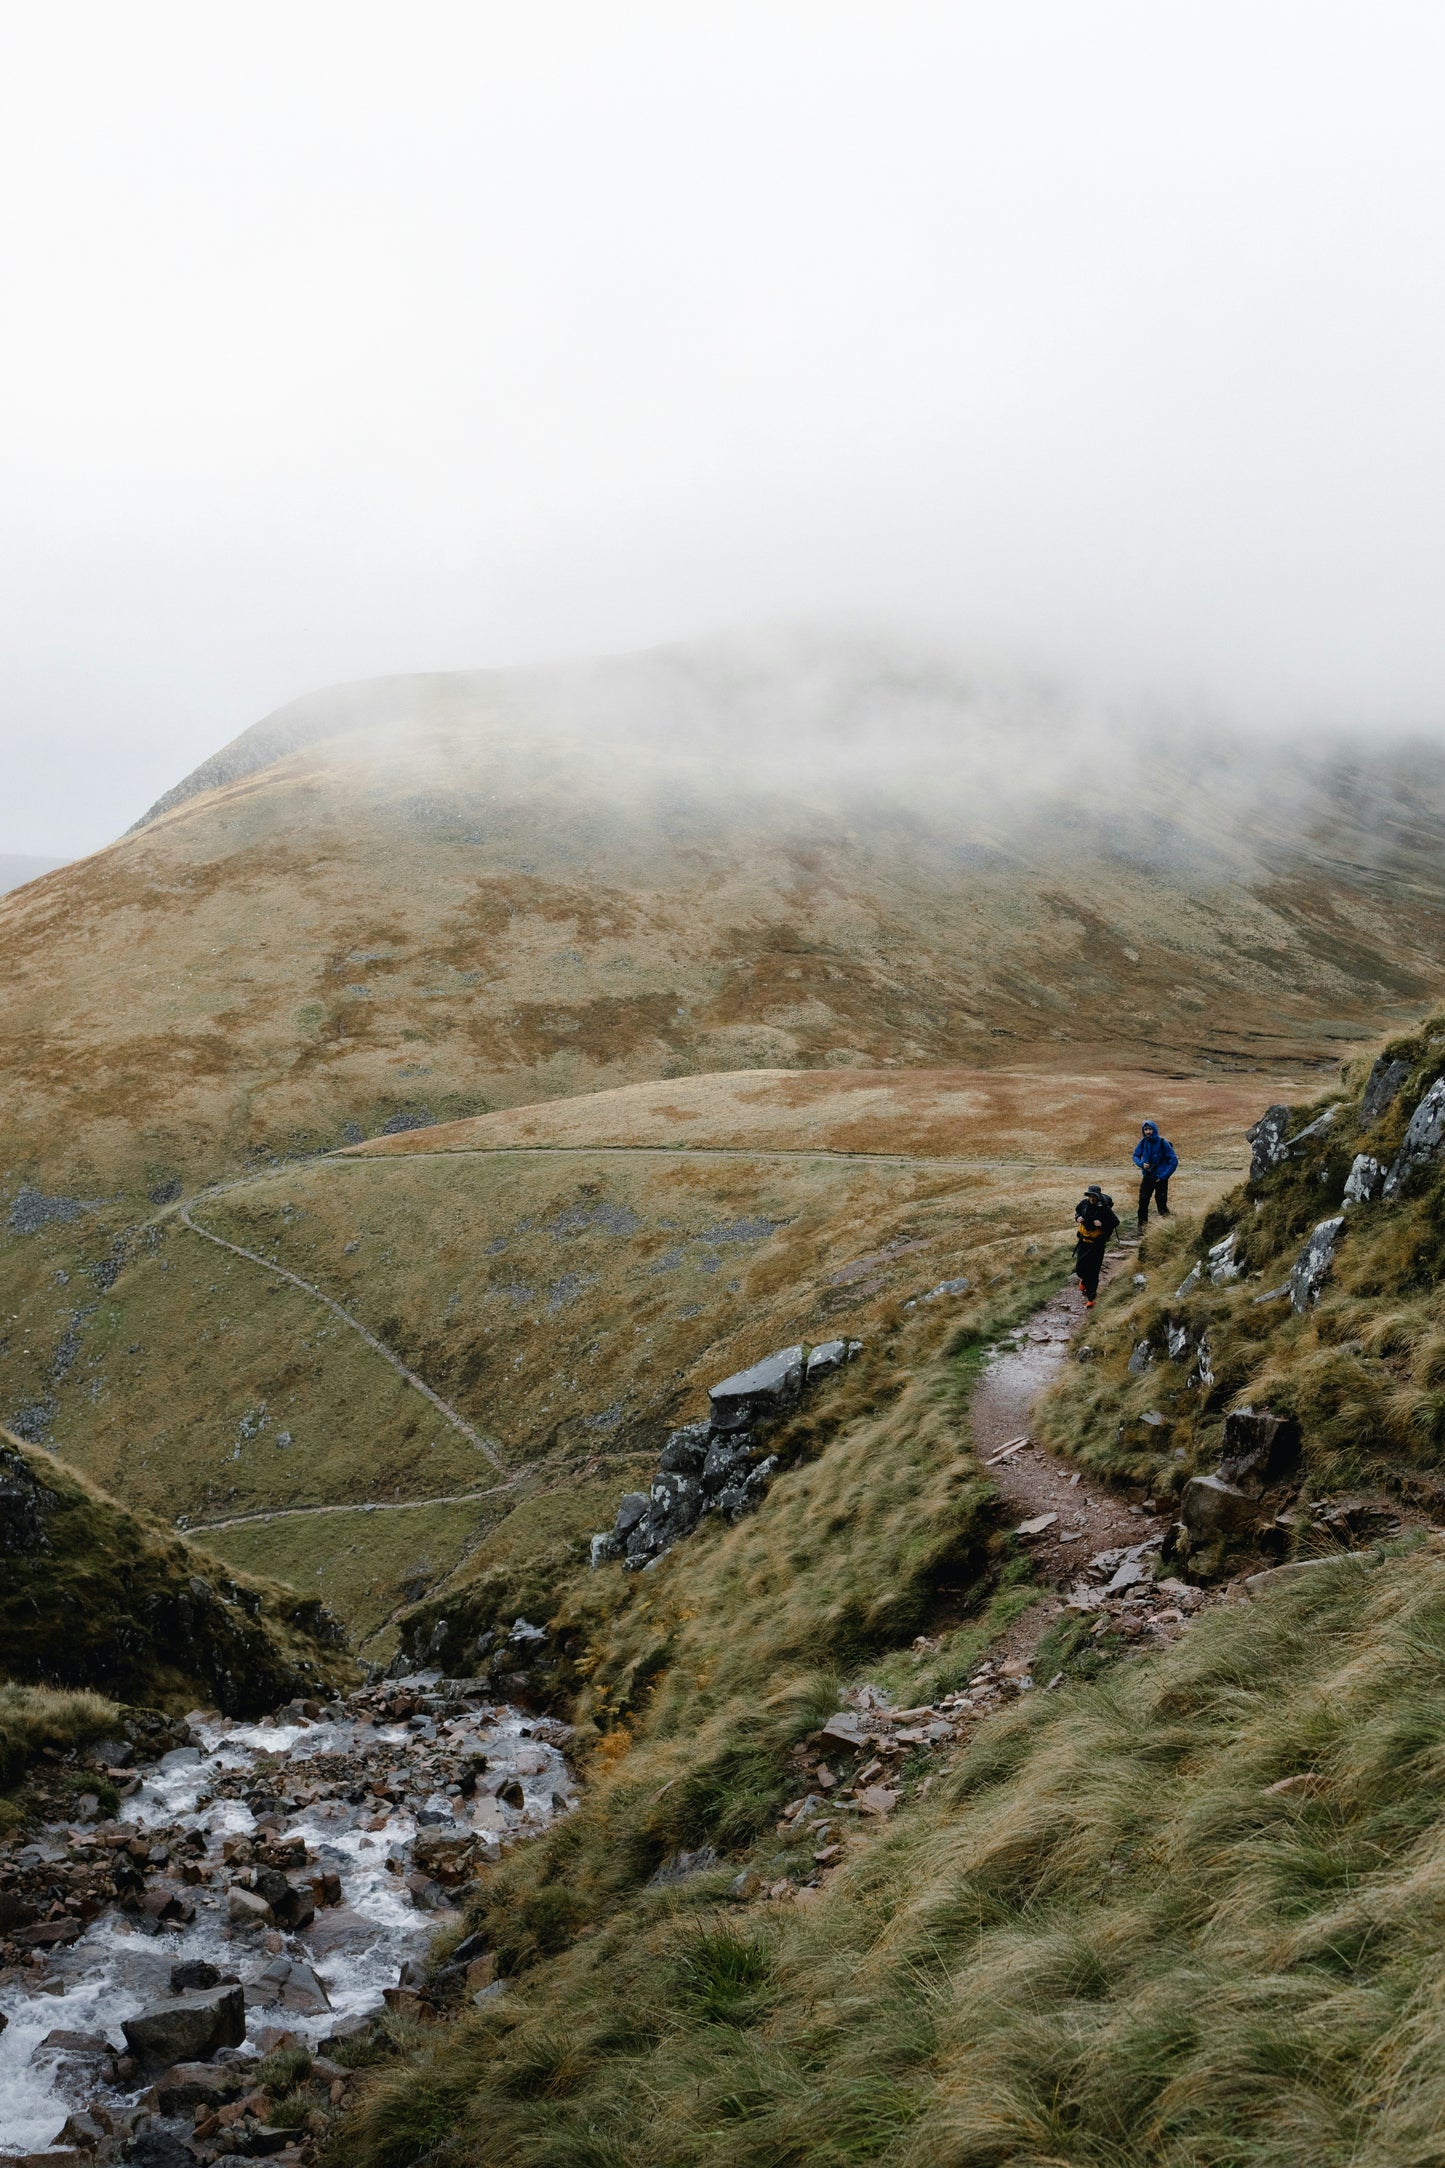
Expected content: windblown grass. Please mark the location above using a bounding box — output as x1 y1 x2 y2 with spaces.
338 1543 1445 2166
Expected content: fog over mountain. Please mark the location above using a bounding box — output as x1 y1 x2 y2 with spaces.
2 629 1441 1214
7 2 1445 854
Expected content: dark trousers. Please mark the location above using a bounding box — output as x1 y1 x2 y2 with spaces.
1075 1240 1105 1299
1138 1172 1171 1223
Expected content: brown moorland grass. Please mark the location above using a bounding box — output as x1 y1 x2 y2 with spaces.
349 1062 1270 1170
1 1065 1248 1632
3 655 1441 1199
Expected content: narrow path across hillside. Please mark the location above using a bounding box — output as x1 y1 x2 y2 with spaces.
178 1205 507 1471
182 1478 519 1535
336 1143 1243 1174
971 1252 1168 1582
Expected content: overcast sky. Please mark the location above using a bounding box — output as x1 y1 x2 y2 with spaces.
6 1 1445 855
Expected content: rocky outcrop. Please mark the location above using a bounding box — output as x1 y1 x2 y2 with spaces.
592 1338 862 1571
1289 1217 1344 1311
1247 1104 1293 1182
1344 1153 1384 1204
1176 1405 1301 1562
1360 1054 1410 1127
1217 1406 1301 1488
1286 1106 1340 1156
1181 1473 1256 1540
1384 1076 1445 1196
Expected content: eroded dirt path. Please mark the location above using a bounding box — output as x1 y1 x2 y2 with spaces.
972 1255 1168 1583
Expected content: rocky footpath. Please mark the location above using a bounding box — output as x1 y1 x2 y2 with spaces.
0 1679 574 2163
719 1556 1207 1908
590 1338 862 1571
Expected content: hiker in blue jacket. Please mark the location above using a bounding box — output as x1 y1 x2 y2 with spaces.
1133 1119 1178 1230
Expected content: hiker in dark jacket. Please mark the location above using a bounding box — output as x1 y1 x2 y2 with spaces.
1073 1183 1118 1306
1133 1119 1178 1229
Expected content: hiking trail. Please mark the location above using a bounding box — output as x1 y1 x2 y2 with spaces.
177 1204 506 1472
972 1250 1167 1579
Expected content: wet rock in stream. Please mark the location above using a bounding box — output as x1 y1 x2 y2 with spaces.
0 1676 575 2161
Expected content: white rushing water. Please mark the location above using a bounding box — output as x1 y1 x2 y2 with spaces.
0 1683 575 2153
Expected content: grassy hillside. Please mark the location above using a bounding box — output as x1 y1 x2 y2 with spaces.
0 1425 353 1712
3 637 1443 1203
342 1542 1445 2168
0 1068 1253 1642
315 1021 1445 2167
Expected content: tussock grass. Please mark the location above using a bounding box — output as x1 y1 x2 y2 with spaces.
0 1681 119 1793
338 1544 1445 2166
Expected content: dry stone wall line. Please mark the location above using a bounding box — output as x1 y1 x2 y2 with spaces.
177 1206 506 1472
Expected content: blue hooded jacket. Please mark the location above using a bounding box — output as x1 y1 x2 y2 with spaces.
1134 1122 1178 1179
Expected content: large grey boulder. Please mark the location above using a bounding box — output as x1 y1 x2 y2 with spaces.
1384 1077 1445 1196
1207 1233 1241 1284
657 1422 711 1475
1247 1105 1293 1182
614 1492 650 1537
1343 1153 1384 1205
708 1346 805 1433
1181 1474 1256 1539
1361 1055 1410 1127
1217 1406 1300 1488
806 1338 859 1379
121 1983 245 2064
1289 1217 1345 1311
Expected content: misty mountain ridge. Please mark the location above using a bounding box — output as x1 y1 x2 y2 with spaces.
3 629 1444 1205
133 628 1445 886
